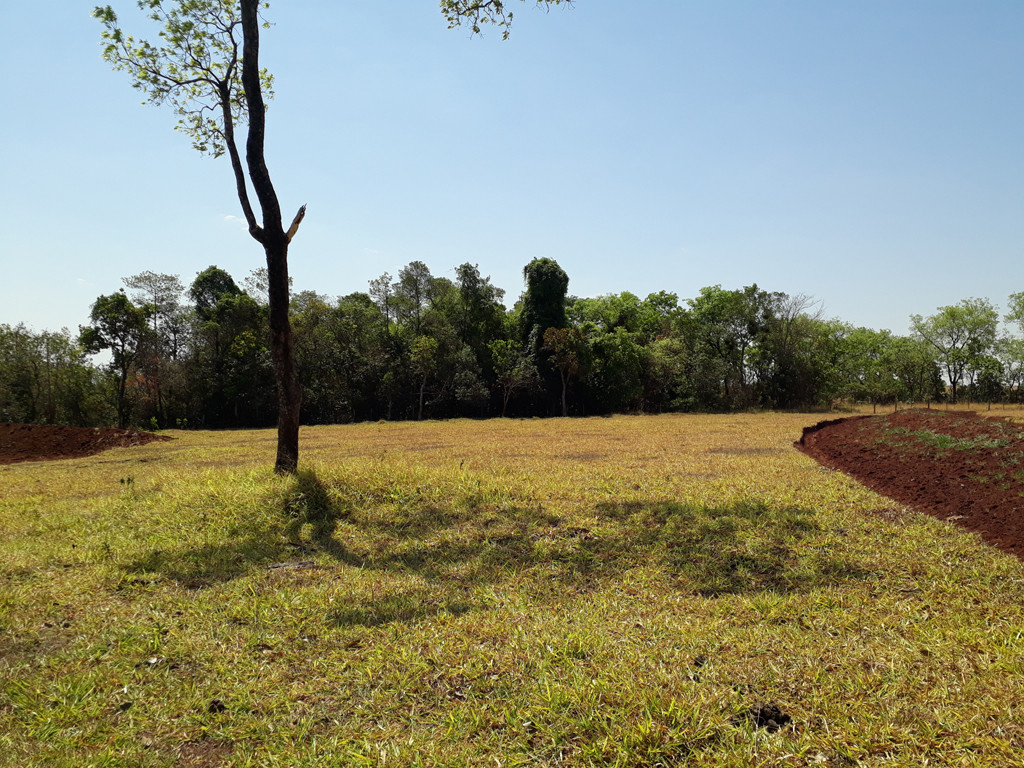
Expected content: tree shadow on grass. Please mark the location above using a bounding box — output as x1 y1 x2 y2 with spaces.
122 533 290 590
317 498 870 629
360 498 868 600
121 471 870 625
121 469 359 589
280 469 362 566
595 500 869 596
328 589 477 629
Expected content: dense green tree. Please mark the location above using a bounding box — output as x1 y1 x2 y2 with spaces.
521 258 569 347
454 263 506 372
489 339 539 416
640 336 691 412
995 337 1024 403
569 292 674 344
328 292 393 421
0 325 54 424
80 292 152 428
584 327 643 414
393 261 434 336
198 290 274 426
1006 291 1024 334
189 267 245 358
410 335 439 420
911 299 999 403
685 285 776 408
190 266 243 321
290 291 340 424
643 291 683 336
447 345 491 415
543 326 588 417
751 309 846 411
839 327 901 411
882 336 944 404
969 355 1004 407
0 325 104 426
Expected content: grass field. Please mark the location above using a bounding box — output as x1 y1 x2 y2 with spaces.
2 412 1024 767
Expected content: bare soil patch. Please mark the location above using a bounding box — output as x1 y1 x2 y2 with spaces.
797 409 1024 557
0 422 171 465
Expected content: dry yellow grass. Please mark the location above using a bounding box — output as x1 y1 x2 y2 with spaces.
2 413 1023 767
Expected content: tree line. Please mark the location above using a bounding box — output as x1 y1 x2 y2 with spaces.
3 258 1023 429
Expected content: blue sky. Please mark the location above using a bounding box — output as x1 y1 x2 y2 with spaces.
2 1 1022 337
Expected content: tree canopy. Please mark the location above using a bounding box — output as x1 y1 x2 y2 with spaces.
6 251 1022 430
911 299 999 404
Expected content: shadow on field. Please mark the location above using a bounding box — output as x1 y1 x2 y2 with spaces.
593 500 868 596
355 498 868 601
279 469 360 565
124 533 288 590
122 469 359 589
122 471 869 621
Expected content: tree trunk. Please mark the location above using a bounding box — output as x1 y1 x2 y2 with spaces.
266 236 300 474
117 366 129 429
240 0 304 474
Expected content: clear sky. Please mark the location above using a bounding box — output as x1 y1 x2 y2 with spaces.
2 1 1022 337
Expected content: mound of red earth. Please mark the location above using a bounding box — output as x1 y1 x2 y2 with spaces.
0 422 171 466
798 409 1024 558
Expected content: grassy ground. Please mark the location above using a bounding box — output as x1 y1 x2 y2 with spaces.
2 413 1023 767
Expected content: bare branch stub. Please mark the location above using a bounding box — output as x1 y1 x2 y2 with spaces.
286 204 307 242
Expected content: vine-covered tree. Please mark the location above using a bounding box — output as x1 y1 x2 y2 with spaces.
521 258 570 348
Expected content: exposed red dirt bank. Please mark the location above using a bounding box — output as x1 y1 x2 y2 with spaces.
0 423 171 465
798 409 1024 558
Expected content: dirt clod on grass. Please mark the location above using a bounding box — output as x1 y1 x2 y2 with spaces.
0 422 171 465
798 409 1024 558
733 701 792 732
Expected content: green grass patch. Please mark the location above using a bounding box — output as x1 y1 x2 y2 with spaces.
878 426 1011 454
1 415 1023 766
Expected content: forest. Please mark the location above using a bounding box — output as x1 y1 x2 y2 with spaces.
2 257 1022 430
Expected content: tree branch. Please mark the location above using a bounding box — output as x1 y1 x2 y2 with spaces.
218 82 260 238
286 205 307 243
240 0 283 237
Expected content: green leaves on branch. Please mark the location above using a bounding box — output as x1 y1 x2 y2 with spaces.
93 1 274 157
440 0 571 39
